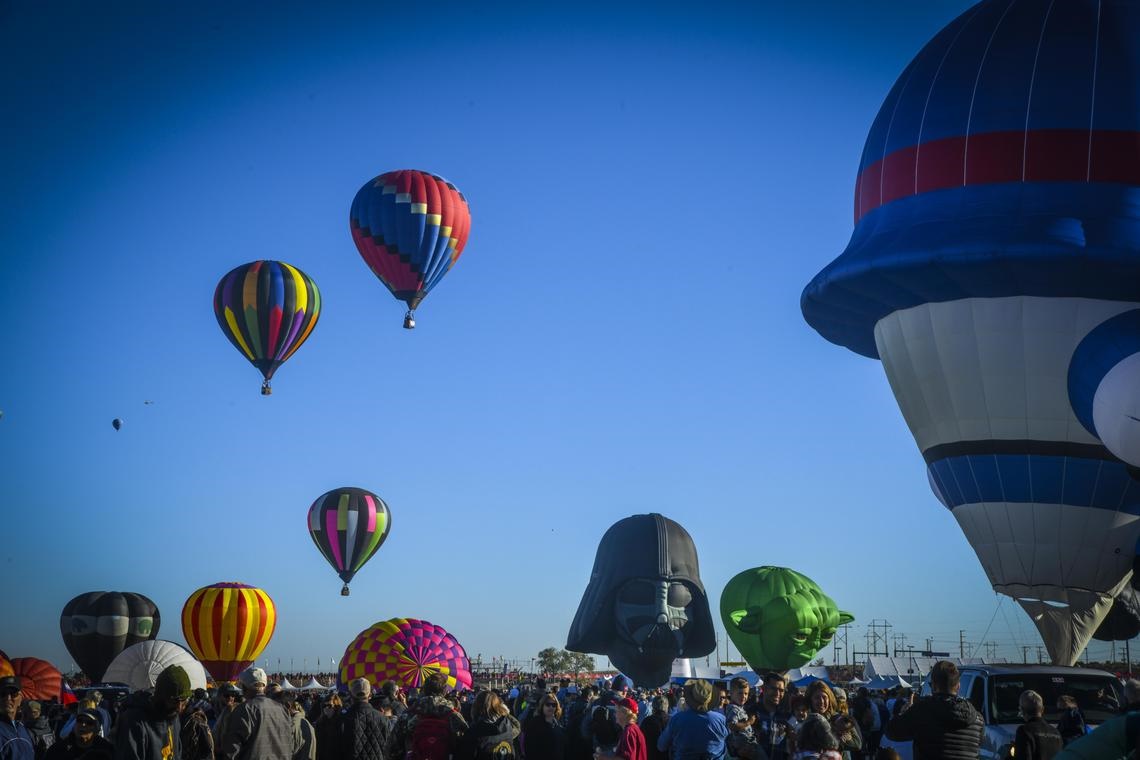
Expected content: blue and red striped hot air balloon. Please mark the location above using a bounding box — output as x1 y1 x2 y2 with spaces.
308 487 392 596
349 169 472 329
802 0 1140 665
213 260 321 395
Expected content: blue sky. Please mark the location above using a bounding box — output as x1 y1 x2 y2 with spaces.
4 0 1103 676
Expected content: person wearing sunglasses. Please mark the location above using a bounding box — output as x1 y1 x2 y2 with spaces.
44 709 113 760
522 695 565 759
0 676 34 760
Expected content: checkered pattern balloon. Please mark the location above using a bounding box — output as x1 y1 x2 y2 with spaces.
340 618 472 691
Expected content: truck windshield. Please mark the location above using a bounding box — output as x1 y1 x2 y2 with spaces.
989 674 1123 724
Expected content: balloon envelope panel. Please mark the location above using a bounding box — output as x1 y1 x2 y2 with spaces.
181 582 276 682
102 640 209 692
307 487 392 589
60 591 160 682
340 618 472 692
11 657 61 701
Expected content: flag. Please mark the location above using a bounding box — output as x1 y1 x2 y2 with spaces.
60 679 77 706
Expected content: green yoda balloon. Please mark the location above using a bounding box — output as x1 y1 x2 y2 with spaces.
721 566 854 672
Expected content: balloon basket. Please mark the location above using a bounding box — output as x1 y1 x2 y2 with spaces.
403 311 416 330
341 584 350 596
261 381 272 396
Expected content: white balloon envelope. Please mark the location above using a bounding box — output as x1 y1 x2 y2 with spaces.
102 640 208 692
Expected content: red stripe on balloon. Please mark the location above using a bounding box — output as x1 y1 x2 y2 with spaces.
854 129 1140 222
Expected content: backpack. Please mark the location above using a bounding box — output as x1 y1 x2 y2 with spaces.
408 713 453 760
476 738 515 760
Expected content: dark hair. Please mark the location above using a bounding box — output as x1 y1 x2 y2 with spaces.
379 680 400 699
763 672 787 686
798 714 839 752
930 661 960 693
729 677 751 691
423 672 448 697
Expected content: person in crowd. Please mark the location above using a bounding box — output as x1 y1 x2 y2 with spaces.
787 697 809 732
211 685 241 748
179 696 214 760
565 686 595 760
850 688 882 757
113 665 191 760
337 679 391 760
722 677 761 759
596 698 646 760
521 693 564 759
793 714 841 760
873 750 900 760
395 672 468 759
1055 695 1086 746
313 694 343 760
1013 690 1061 760
750 673 791 760
218 667 296 760
657 679 728 759
21 701 55 757
44 709 112 760
639 696 670 760
828 712 862 760
281 694 315 760
455 690 520 760
1121 679 1140 714
378 683 405 718
883 661 983 760
0 676 35 760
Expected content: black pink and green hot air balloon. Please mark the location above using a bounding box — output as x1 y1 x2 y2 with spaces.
350 169 472 329
60 591 160 682
213 260 321 395
307 487 392 596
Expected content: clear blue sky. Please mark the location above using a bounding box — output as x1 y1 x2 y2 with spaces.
4 0 1102 676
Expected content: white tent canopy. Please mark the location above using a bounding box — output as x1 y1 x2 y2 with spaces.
280 679 298 691
302 677 328 690
102 640 209 692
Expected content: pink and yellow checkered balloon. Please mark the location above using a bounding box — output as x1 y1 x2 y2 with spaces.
340 618 472 691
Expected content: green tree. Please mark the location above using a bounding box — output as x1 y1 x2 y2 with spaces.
537 647 596 675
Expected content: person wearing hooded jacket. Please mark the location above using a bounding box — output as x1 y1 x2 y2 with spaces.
394 673 468 758
112 665 190 760
883 662 982 760
455 691 519 760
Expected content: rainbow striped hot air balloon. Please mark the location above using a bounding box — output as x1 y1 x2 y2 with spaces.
181 582 276 682
213 260 321 395
340 618 472 692
350 169 472 329
307 487 392 596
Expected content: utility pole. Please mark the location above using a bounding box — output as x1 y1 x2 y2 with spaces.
1036 646 1045 664
832 624 850 666
959 630 968 658
984 642 998 660
892 633 907 656
1022 646 1031 664
853 620 892 668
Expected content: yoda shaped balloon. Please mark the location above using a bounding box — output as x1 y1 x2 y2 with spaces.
721 566 853 672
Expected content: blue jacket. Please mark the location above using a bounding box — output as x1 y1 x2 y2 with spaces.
0 716 35 760
657 709 728 760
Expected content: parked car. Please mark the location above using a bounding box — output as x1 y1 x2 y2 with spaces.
900 664 1124 760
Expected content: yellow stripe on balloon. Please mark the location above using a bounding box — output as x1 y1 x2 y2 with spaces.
224 308 255 360
281 282 320 363
234 588 256 661
201 588 222 661
337 493 350 531
282 262 308 315
427 214 441 226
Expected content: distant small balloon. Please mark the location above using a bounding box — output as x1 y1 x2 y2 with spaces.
112 419 123 431
143 400 154 405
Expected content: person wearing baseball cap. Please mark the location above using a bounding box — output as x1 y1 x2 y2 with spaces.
595 697 647 760
48 708 113 760
0 676 34 760
112 665 190 760
218 667 297 760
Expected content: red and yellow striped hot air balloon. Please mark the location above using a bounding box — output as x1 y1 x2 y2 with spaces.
181 582 276 682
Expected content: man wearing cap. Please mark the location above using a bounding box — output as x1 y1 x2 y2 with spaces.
596 698 646 760
113 664 190 760
218 667 296 760
0 676 35 760
44 709 112 760
337 679 392 760
20 700 55 757
211 685 242 749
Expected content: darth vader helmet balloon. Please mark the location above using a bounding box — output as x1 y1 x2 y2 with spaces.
567 513 714 686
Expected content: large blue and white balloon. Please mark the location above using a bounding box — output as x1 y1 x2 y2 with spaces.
803 0 1140 665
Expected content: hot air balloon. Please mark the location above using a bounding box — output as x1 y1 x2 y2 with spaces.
112 419 122 431
721 567 853 673
802 0 1140 665
213 260 321 395
10 658 61 701
567 514 715 687
350 169 472 329
181 582 276 682
0 650 12 679
60 591 160 682
307 486 392 596
340 618 472 692
103 640 209 692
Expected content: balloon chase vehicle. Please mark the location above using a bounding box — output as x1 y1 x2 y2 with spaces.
567 513 715 687
803 0 1140 665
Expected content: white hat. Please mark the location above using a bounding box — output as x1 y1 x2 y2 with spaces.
350 678 372 699
238 667 268 688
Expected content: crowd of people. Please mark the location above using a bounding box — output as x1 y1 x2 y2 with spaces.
2 659 1139 759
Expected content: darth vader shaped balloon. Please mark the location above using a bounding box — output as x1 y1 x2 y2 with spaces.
567 513 715 686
